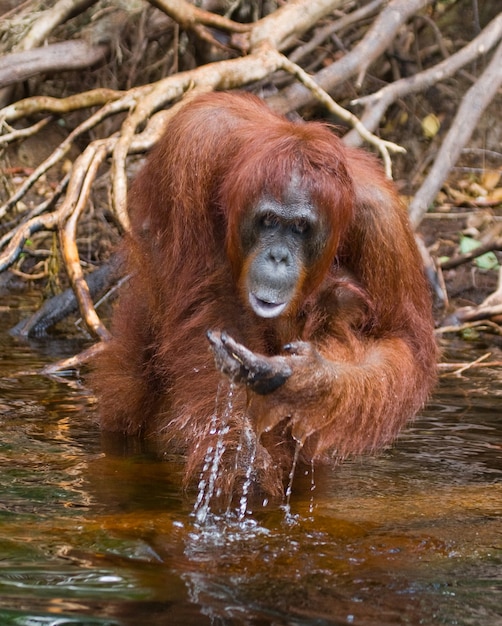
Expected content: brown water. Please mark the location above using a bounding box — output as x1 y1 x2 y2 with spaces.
0 295 501 626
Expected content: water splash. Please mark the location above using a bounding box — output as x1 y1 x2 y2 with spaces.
309 458 316 514
237 417 257 522
282 440 303 521
193 382 235 524
193 383 310 525
223 411 256 514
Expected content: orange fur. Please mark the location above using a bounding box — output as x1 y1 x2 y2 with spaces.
91 92 437 496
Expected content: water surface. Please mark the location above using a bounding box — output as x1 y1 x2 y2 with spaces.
0 296 500 625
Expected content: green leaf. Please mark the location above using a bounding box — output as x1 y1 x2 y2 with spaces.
475 251 499 270
459 236 479 254
459 236 499 270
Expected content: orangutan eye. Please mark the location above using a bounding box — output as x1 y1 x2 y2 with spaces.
292 219 310 235
260 213 279 229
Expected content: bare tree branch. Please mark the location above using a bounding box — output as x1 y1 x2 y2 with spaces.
0 40 109 88
1 0 500 348
0 0 99 105
14 0 98 51
409 39 502 227
346 12 502 146
0 89 125 124
289 0 385 65
59 141 111 341
275 51 405 177
250 0 346 51
148 0 250 33
268 0 434 114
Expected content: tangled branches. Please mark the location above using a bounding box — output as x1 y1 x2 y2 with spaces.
1 0 501 358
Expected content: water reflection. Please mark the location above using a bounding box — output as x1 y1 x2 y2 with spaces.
0 299 501 625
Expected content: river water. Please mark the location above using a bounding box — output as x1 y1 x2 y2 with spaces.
0 294 500 625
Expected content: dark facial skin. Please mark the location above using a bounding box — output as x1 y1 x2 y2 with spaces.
239 185 328 319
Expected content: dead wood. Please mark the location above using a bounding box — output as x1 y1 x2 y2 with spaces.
439 266 502 328
267 0 435 114
0 40 109 88
346 12 502 146
10 254 122 338
0 0 501 369
0 0 100 106
408 39 502 228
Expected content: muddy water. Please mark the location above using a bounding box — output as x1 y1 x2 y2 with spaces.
0 295 500 626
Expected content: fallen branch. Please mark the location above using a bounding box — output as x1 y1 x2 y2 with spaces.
438 353 502 375
269 0 434 114
148 0 251 34
0 117 50 145
275 53 405 177
440 236 502 270
13 0 98 52
440 265 502 327
346 12 502 146
408 39 502 227
289 0 385 65
2 0 500 359
10 255 122 338
0 40 109 88
0 88 125 125
0 0 99 105
41 342 106 377
0 86 150 220
59 140 111 341
249 0 346 51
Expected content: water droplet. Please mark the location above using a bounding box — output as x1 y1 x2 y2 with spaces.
309 458 316 514
193 382 235 524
